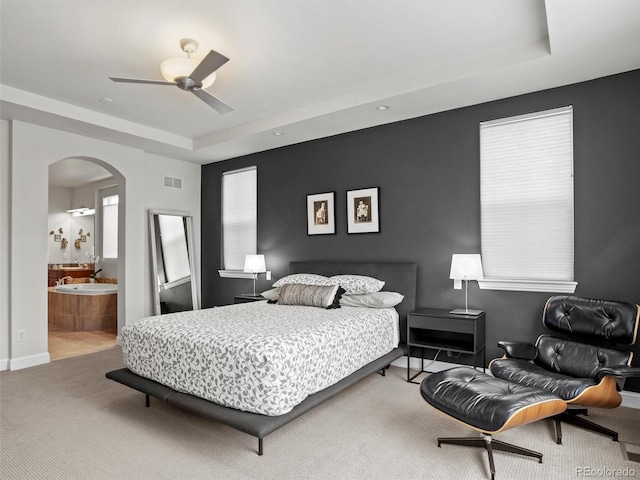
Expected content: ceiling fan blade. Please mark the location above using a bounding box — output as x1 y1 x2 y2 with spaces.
109 77 175 86
191 88 233 115
189 50 229 84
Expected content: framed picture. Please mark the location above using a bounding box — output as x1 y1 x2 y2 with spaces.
81 235 87 242
307 192 336 235
54 234 61 242
347 187 380 234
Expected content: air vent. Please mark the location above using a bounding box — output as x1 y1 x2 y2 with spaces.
162 175 183 190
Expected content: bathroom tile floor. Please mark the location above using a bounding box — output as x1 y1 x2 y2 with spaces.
48 324 117 361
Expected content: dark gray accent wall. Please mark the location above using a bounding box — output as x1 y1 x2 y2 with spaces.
202 69 640 392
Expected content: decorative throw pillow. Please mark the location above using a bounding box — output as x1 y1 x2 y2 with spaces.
260 287 280 301
340 291 404 308
272 273 330 288
277 284 343 309
328 274 385 294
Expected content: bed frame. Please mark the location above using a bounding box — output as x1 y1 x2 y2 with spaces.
106 261 417 455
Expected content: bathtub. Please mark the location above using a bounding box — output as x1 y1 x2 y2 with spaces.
48 284 117 331
55 283 118 295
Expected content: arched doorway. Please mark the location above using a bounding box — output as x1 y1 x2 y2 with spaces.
47 157 126 360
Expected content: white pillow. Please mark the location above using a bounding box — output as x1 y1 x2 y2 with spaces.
340 292 404 308
260 287 280 301
328 274 385 294
272 273 330 287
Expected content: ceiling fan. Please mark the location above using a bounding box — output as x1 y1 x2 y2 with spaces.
109 38 232 114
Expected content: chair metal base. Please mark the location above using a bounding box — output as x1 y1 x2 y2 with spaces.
438 434 542 480
553 409 619 444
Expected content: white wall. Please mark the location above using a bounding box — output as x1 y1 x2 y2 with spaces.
143 152 201 316
1 120 201 369
71 177 115 209
0 120 10 368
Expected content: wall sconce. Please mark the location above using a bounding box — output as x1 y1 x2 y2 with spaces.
244 254 266 296
449 254 484 315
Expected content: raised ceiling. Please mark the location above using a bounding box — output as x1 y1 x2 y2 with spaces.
2 0 640 167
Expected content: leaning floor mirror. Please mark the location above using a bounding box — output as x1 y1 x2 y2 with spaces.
149 209 199 315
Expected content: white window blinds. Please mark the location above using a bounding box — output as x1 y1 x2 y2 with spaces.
222 166 257 271
479 106 576 292
102 194 118 259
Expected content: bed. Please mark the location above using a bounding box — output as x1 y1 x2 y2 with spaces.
106 261 417 454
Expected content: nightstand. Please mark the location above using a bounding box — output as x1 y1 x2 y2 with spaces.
234 294 265 304
407 308 486 383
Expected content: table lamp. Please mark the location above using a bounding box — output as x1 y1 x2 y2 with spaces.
244 254 266 296
449 254 484 315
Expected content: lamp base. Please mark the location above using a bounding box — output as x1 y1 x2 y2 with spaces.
449 308 484 316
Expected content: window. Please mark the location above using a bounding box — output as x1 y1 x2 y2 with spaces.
479 106 576 293
102 193 119 259
219 166 257 276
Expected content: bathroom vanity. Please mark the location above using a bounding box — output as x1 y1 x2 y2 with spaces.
47 264 95 287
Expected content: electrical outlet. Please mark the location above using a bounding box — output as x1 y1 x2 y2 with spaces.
265 271 271 281
17 330 26 342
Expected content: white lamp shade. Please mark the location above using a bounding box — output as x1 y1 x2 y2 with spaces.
450 254 484 281
160 57 216 88
244 254 266 274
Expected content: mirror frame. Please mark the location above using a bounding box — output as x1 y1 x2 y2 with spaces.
148 209 199 315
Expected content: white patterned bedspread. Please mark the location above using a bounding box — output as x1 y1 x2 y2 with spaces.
121 302 399 416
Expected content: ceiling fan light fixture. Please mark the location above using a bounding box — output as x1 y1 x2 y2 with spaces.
160 57 216 88
110 37 232 114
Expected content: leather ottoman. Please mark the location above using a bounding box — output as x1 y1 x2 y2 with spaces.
420 366 566 480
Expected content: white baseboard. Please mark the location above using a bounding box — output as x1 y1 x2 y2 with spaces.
0 358 8 371
7 352 50 370
621 390 640 409
393 355 640 410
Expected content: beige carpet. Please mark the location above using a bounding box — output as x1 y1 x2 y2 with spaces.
1 347 639 480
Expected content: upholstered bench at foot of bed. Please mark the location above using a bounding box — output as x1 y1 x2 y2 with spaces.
420 367 567 480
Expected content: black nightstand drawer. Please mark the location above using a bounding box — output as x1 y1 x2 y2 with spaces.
408 315 475 334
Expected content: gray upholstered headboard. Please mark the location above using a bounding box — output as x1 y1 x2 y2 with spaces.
289 261 417 346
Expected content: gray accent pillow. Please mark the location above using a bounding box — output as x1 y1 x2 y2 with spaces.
277 284 342 309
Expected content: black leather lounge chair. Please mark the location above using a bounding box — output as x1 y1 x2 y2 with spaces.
490 295 640 444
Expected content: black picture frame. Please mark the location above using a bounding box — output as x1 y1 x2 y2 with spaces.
307 191 336 235
347 187 380 233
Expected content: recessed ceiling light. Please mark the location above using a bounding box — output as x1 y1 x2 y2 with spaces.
274 131 285 136
376 105 390 111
